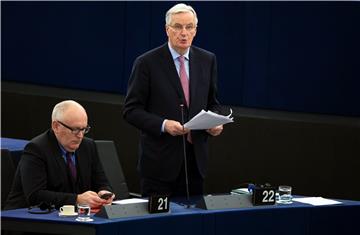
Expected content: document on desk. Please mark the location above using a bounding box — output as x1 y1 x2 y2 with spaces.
112 198 148 205
293 197 342 206
184 109 234 130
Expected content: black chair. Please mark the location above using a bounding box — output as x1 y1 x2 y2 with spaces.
1 149 16 210
95 140 139 200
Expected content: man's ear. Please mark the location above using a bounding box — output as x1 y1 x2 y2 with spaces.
51 121 58 133
165 25 171 37
193 27 197 37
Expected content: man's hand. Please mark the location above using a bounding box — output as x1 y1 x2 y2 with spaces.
98 190 115 205
206 125 223 136
77 191 106 209
164 120 189 136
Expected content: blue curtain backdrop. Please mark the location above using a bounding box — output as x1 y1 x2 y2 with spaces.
2 1 360 116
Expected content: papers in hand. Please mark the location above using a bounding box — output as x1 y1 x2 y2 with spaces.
184 109 234 130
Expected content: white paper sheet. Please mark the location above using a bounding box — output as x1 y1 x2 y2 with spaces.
184 109 234 130
293 197 342 206
231 188 251 195
112 198 148 205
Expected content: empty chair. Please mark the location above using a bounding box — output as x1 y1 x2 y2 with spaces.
95 140 130 200
1 149 16 210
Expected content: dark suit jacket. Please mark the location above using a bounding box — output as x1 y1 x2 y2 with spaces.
123 43 221 181
5 129 111 210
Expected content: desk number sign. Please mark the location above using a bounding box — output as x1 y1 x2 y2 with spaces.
148 195 170 213
252 186 276 206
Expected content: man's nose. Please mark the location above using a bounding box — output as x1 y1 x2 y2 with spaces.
76 131 84 138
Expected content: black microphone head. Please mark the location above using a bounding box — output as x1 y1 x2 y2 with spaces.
38 201 54 210
179 95 184 104
38 202 49 210
28 202 55 214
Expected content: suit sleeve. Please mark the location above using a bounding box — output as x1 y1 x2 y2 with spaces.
207 54 223 114
123 57 164 136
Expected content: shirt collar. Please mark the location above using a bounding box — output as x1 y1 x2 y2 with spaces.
58 143 74 156
168 42 190 61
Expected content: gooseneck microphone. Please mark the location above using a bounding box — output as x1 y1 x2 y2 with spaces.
180 104 190 203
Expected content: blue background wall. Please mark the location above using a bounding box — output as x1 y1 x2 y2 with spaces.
2 1 360 116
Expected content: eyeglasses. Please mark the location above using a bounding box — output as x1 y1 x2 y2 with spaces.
169 24 196 32
57 121 91 135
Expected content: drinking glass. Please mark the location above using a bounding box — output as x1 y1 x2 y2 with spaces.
76 204 93 222
277 185 293 204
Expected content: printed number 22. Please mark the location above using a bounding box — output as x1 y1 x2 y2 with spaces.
262 190 275 203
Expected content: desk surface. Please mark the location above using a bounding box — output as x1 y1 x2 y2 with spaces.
1 137 29 151
2 202 204 235
2 198 360 235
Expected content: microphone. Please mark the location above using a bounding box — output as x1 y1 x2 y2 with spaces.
28 202 55 214
180 104 190 204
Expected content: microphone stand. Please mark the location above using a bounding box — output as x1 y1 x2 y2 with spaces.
180 104 191 207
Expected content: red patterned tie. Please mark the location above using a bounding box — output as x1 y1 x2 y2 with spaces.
178 56 192 143
66 152 77 180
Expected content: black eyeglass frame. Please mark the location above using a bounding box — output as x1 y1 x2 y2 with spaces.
57 120 91 135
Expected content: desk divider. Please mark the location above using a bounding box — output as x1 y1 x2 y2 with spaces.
196 194 253 210
95 201 149 219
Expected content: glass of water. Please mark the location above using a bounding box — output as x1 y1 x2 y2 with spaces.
277 185 293 204
76 204 93 222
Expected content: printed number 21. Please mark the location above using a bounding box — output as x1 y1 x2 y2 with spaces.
157 197 168 210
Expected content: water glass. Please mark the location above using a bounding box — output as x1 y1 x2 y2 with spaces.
76 204 93 222
277 185 293 204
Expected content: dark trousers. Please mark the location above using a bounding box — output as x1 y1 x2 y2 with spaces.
141 143 204 197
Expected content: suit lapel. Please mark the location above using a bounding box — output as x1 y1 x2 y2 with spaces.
51 143 77 191
76 146 88 188
48 131 70 185
53 148 69 183
189 47 200 116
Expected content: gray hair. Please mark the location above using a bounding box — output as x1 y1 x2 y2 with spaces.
51 100 84 122
165 3 198 26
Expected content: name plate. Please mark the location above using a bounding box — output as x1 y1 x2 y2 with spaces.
148 195 170 213
252 186 276 206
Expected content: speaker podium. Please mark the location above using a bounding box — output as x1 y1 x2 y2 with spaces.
196 194 253 210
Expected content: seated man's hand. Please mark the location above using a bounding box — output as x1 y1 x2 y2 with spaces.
89 190 115 213
98 190 115 205
77 190 106 209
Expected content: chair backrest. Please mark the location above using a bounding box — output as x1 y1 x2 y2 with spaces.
1 149 16 209
95 140 130 200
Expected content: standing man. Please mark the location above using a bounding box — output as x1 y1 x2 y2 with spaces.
5 100 114 210
123 3 223 197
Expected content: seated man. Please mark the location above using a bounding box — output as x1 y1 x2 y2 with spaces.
5 100 115 211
